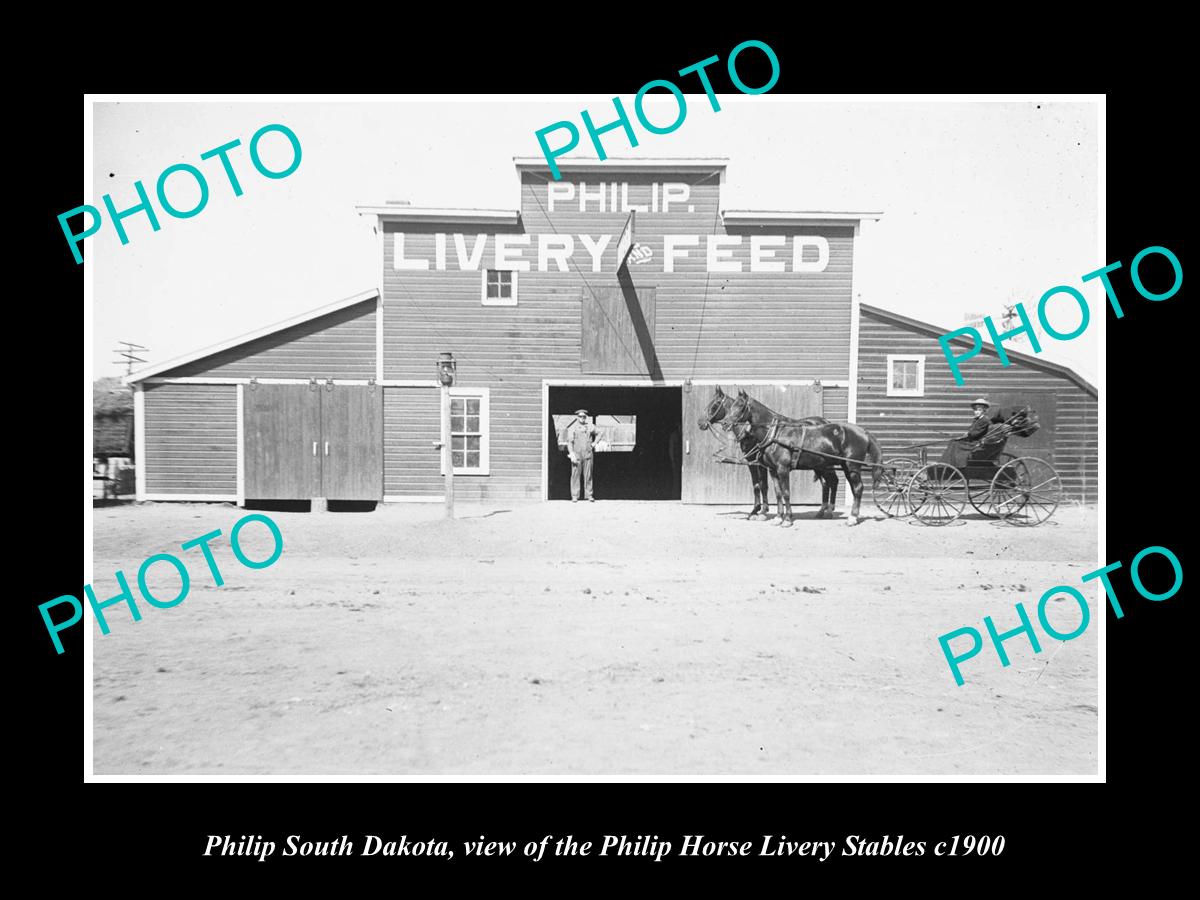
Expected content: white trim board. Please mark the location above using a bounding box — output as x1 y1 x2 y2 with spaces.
357 206 520 225
847 260 862 425
140 494 239 503
124 288 380 384
382 496 443 503
722 210 884 225
133 385 146 501
543 379 850 388
375 293 384 382
139 377 437 387
235 384 245 507
541 381 550 501
514 157 729 174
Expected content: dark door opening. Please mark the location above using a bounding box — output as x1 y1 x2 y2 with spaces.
547 386 682 500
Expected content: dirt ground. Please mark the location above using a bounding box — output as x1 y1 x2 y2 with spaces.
91 499 1098 776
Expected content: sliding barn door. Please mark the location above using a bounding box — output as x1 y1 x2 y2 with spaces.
243 384 323 500
320 385 383 501
681 385 824 504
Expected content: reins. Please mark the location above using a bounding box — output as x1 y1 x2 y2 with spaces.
725 407 872 468
699 402 774 468
705 418 771 468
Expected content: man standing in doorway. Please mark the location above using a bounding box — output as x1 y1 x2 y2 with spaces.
565 409 598 502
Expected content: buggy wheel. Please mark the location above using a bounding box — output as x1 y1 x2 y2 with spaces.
873 458 918 518
967 452 1017 517
907 463 967 526
990 457 1062 526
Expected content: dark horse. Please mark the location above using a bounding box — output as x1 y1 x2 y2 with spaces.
727 389 883 526
697 386 829 520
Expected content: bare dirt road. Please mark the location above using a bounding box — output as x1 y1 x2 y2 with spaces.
91 501 1098 776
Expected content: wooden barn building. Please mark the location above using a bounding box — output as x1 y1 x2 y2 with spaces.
855 304 1097 502
125 157 1097 507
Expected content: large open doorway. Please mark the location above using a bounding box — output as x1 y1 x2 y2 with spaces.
546 386 682 500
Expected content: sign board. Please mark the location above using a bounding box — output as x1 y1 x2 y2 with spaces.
615 210 635 269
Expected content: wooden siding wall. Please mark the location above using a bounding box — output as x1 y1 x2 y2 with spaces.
383 387 441 498
381 170 856 502
161 299 376 379
144 384 238 495
856 311 1098 501
823 385 848 422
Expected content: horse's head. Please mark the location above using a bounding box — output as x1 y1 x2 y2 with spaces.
727 389 754 428
1008 405 1041 438
698 385 730 431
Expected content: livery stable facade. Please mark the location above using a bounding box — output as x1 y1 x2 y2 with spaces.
126 157 1098 508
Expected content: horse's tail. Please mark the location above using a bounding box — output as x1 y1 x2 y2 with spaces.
867 433 884 484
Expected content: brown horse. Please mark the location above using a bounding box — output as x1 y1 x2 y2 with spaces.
697 386 828 520
726 389 883 526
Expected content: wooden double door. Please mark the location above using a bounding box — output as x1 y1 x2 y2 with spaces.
244 384 382 501
681 384 824 504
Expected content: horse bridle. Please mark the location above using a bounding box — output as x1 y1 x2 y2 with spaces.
727 398 800 457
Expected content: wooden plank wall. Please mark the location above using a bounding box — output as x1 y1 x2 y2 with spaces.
856 309 1097 501
581 286 655 375
161 299 376 379
143 384 238 495
383 386 441 498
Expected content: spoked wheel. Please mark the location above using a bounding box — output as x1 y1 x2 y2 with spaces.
990 457 1062 526
907 463 968 526
967 452 1017 517
873 458 918 518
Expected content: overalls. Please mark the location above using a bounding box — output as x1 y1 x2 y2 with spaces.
565 421 598 500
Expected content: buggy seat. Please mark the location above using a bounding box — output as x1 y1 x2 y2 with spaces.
939 424 1011 469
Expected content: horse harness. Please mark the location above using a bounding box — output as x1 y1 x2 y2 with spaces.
712 413 865 469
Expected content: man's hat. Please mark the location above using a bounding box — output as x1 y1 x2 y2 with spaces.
575 408 589 416
970 398 990 408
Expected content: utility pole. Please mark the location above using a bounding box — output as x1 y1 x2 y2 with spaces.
113 341 149 375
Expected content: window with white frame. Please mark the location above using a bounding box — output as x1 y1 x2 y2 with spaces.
481 269 517 306
443 388 490 475
887 355 925 397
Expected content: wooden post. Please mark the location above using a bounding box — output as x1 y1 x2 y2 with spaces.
442 383 454 518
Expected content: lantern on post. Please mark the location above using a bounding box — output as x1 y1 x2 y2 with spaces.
438 352 456 518
437 352 457 387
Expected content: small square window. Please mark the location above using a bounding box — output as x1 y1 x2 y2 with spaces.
481 269 518 306
887 355 925 397
892 361 918 390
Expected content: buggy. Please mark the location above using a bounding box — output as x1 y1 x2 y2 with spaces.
872 406 1062 526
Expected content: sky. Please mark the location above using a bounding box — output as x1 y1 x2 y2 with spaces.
90 98 1099 383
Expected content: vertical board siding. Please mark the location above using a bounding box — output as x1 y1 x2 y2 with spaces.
381 169 856 502
683 385 823 504
582 286 656 375
856 309 1097 501
144 384 238 494
160 299 377 379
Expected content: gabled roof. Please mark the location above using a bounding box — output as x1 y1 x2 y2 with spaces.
356 206 520 225
860 303 1097 397
513 156 729 174
723 210 884 226
124 288 379 384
